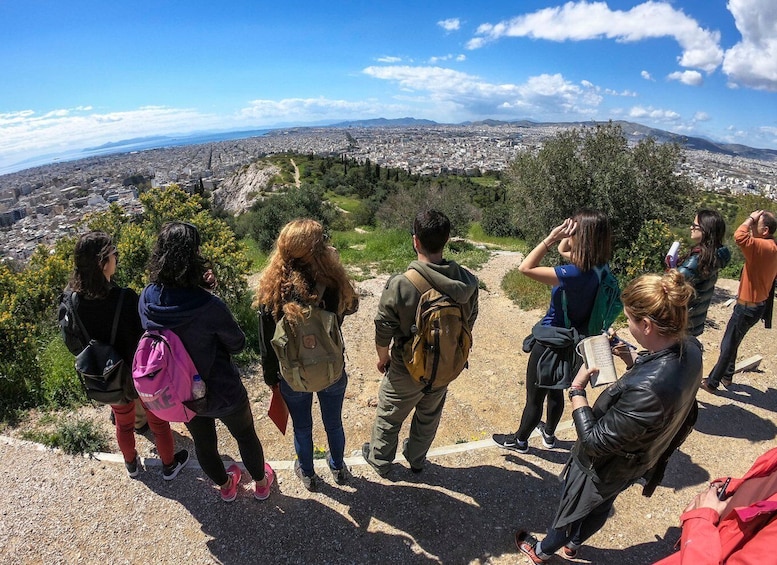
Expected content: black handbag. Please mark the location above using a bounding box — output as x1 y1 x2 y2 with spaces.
73 290 136 405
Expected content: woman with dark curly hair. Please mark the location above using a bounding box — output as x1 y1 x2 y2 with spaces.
256 219 359 491
138 222 273 502
676 209 730 336
66 231 188 479
516 270 702 563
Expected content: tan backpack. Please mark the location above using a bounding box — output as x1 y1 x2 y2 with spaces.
402 269 472 391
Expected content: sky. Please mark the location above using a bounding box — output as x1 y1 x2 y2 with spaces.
1 0 776 173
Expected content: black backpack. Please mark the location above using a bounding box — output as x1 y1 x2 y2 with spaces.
58 289 136 405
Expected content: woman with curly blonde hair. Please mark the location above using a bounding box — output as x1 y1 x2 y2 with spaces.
256 219 359 491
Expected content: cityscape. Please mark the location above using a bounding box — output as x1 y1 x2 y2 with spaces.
1 122 776 262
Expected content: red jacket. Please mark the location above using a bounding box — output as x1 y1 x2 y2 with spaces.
655 448 777 564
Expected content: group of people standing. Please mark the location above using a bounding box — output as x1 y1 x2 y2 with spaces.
64 204 777 563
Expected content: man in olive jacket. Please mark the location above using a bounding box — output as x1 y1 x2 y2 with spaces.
362 210 479 476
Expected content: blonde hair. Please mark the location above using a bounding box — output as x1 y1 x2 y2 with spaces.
255 219 358 324
620 270 694 339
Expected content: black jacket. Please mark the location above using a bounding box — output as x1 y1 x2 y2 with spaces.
138 283 246 418
571 338 702 487
677 247 731 336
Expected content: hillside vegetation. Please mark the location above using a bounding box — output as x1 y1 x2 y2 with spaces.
1 123 772 424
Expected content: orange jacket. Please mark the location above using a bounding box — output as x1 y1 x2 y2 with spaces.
735 224 777 303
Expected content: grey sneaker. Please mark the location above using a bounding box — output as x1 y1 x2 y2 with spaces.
325 451 351 484
294 460 318 492
538 425 556 449
492 433 528 454
162 449 190 481
125 454 140 478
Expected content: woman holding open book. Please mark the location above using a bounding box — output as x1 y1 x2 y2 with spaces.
515 270 702 563
492 209 612 455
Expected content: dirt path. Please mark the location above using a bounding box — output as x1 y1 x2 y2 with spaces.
3 253 777 564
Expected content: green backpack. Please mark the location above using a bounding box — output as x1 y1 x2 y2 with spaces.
271 285 345 393
562 264 623 336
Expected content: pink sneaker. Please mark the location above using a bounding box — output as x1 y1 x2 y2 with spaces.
220 464 242 502
254 463 275 500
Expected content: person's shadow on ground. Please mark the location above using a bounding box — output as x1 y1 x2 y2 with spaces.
138 444 703 565
695 397 777 440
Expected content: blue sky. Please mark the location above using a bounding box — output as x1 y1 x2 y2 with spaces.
1 1 776 172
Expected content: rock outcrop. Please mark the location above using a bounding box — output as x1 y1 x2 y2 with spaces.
212 161 281 215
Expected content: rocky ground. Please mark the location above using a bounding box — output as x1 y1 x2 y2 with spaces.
2 251 776 564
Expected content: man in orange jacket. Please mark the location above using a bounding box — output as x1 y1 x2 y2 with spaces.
654 447 777 564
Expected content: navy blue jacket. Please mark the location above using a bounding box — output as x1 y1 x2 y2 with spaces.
138 284 246 417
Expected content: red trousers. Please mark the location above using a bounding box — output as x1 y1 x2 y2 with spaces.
111 399 174 466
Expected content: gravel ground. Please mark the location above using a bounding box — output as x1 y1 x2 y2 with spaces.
2 253 776 564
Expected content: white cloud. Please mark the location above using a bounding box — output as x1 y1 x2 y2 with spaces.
628 105 681 121
239 97 405 121
641 70 654 81
722 0 777 91
429 54 466 64
376 56 402 63
467 1 723 72
0 105 223 168
694 111 710 121
667 70 704 86
438 18 461 32
363 65 603 118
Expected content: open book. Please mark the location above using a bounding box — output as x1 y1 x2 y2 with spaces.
576 334 618 387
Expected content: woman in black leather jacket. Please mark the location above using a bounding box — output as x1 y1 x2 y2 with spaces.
516 270 702 563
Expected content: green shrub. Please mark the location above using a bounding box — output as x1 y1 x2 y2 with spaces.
468 222 527 252
49 417 109 456
502 268 550 311
39 337 86 408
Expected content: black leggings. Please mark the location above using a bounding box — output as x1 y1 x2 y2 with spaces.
185 399 265 485
516 342 564 441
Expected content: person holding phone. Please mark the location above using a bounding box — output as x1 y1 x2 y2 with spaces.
654 447 777 564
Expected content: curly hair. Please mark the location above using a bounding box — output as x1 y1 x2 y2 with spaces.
621 269 694 339
255 219 358 324
146 222 208 288
569 209 612 272
69 231 115 299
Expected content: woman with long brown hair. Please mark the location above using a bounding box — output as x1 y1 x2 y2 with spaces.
256 219 358 491
493 209 613 454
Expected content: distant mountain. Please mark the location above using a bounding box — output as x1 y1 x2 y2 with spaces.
330 117 438 128
462 119 777 161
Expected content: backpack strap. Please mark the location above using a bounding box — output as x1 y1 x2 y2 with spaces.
109 289 126 346
314 282 327 308
67 290 92 343
404 269 432 295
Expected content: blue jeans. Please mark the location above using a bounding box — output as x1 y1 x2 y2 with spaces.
708 303 764 387
280 371 348 477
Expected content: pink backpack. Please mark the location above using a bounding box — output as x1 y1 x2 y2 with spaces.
132 329 202 422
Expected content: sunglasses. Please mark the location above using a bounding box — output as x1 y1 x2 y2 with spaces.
690 223 702 231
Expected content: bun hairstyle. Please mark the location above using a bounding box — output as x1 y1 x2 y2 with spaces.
620 270 694 339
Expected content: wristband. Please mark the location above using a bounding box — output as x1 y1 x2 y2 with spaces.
568 387 587 400
542 239 552 252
